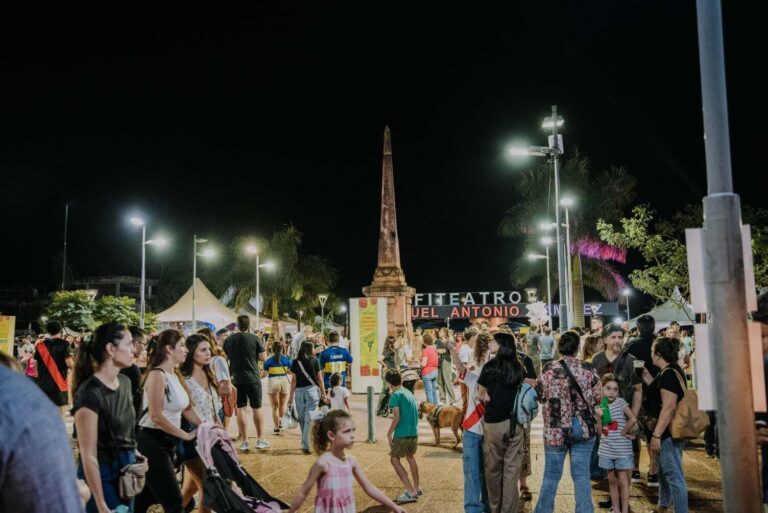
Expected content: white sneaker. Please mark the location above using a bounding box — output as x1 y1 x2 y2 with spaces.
255 439 270 449
238 441 249 451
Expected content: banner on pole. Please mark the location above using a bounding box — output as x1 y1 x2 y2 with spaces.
0 316 16 356
349 297 388 393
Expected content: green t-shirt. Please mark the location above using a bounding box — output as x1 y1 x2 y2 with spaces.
389 388 418 438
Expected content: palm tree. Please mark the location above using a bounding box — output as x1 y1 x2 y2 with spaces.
219 226 338 336
498 150 636 327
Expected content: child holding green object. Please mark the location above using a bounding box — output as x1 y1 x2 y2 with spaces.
596 373 638 513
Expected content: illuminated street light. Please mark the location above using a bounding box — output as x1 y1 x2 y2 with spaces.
130 215 167 328
192 235 215 331
622 287 632 320
509 106 569 329
528 235 553 329
244 243 276 331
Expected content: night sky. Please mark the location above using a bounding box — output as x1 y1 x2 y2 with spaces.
0 3 762 312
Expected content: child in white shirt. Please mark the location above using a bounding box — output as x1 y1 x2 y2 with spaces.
328 373 350 412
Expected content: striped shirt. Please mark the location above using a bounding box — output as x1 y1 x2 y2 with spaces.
597 397 633 458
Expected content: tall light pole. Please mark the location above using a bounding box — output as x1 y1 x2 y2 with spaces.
318 294 329 336
131 217 167 329
696 2 761 509
192 235 214 332
622 288 632 321
561 197 575 324
246 244 275 332
62 203 69 290
509 106 568 329
528 235 553 329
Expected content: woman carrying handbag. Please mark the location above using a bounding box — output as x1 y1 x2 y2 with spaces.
72 322 144 513
289 341 327 454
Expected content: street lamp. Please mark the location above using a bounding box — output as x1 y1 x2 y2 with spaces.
622 288 632 320
192 235 215 332
527 235 554 329
130 217 167 329
560 196 576 323
318 294 329 335
245 243 276 331
508 106 568 329
339 304 348 335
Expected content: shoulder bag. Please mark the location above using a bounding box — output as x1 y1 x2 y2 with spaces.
664 367 710 440
297 359 330 407
560 360 597 439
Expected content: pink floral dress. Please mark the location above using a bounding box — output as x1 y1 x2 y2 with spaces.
314 454 355 513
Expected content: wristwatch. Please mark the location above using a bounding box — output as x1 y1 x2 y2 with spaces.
652 433 661 439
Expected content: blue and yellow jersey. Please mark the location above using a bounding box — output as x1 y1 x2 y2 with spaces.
263 355 291 377
319 345 353 387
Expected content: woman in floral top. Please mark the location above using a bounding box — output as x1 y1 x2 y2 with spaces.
534 331 602 513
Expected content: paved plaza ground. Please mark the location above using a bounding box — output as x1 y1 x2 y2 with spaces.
63 381 726 512
228 385 725 513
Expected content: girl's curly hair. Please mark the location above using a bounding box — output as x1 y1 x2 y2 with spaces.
311 409 353 454
474 332 492 366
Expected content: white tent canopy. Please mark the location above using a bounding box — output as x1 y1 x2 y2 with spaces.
629 287 694 328
157 278 240 331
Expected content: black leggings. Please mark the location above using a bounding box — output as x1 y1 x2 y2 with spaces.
134 428 183 513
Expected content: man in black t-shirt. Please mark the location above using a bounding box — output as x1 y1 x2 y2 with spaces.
623 314 659 485
224 315 267 451
34 320 74 415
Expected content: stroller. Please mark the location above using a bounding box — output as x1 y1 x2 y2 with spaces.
196 423 290 513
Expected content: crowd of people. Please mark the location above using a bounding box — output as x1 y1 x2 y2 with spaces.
3 293 768 513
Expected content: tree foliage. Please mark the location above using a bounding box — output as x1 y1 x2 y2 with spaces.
47 290 95 331
597 205 689 307
218 226 338 334
47 290 158 331
599 204 768 307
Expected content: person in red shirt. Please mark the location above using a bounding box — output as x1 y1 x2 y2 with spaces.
420 333 439 405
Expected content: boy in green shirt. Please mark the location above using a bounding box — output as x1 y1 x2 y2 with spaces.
385 368 421 504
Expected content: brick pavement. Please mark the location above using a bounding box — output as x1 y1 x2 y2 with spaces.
228 384 725 512
63 381 726 511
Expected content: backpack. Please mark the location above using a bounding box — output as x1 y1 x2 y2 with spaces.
665 368 710 440
514 382 539 428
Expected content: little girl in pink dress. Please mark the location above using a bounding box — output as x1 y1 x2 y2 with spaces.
287 410 406 513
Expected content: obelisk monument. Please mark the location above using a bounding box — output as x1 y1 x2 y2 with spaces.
363 126 416 340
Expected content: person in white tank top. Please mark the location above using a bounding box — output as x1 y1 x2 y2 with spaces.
135 330 203 513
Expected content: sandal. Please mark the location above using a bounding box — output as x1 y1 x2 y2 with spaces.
520 487 532 501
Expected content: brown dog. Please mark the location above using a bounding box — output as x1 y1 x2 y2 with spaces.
418 401 463 449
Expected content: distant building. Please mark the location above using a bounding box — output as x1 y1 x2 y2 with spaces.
70 275 158 302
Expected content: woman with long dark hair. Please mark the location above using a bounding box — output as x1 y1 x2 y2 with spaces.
72 322 139 513
179 334 221 513
134 329 203 513
476 331 525 513
197 326 232 426
289 340 326 454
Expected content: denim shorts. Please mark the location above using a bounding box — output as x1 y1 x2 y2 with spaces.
599 454 634 470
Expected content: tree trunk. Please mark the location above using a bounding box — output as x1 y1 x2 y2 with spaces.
271 297 281 340
572 251 586 328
